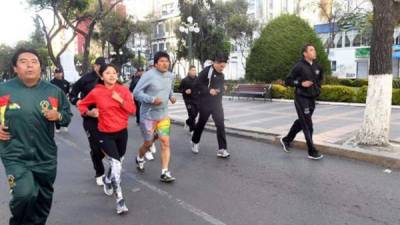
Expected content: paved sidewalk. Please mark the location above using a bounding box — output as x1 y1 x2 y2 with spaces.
168 96 400 168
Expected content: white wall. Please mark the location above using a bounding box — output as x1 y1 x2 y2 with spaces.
329 48 358 78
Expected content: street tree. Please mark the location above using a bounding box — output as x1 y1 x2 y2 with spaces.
29 0 87 69
355 0 400 146
177 0 230 67
98 12 133 67
30 0 123 73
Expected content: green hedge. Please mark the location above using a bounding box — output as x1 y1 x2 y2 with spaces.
319 85 356 102
271 84 400 105
325 77 400 89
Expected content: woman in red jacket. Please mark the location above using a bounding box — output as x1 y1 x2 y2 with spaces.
78 63 135 215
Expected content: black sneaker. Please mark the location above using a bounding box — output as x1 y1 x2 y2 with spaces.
308 152 324 160
280 137 291 153
136 157 145 172
160 171 176 183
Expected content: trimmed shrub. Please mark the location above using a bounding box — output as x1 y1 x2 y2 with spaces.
246 14 331 82
271 84 288 99
351 79 368 87
318 85 356 102
393 79 400 89
393 89 400 105
354 86 368 103
323 75 341 85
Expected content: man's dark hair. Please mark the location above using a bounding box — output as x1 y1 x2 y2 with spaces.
11 48 42 67
213 52 228 63
302 44 315 56
189 65 196 70
94 57 106 65
154 51 170 64
54 67 63 73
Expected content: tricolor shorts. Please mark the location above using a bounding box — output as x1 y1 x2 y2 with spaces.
140 117 171 141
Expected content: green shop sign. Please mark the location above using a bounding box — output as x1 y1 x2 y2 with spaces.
355 48 370 58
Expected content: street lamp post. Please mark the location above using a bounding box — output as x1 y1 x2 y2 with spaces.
179 16 200 66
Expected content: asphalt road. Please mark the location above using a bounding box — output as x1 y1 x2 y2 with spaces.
1 108 400 225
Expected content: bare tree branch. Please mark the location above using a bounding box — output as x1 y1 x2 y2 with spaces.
56 31 78 59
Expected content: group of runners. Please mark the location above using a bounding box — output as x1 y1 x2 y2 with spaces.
0 43 324 224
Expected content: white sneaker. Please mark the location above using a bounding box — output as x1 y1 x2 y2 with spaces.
55 129 61 133
145 151 154 161
191 142 199 154
96 175 104 186
62 127 69 132
116 199 129 215
217 149 230 158
149 143 157 154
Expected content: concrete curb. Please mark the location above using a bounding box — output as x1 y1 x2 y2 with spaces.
220 95 400 109
170 116 400 169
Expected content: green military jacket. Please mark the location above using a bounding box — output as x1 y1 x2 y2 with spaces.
0 78 72 167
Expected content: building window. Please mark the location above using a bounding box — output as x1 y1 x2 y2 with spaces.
331 61 337 72
324 37 333 48
152 44 158 54
161 3 174 16
396 35 400 45
353 34 361 47
159 43 165 51
345 34 351 47
157 23 165 37
337 36 343 48
362 35 371 46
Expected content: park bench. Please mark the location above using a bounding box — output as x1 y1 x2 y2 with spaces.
231 84 272 101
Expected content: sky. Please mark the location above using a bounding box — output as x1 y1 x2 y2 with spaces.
0 0 35 46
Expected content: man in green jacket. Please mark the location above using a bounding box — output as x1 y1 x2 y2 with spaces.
0 48 72 225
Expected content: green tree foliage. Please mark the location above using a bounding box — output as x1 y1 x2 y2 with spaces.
177 0 230 66
246 15 331 82
0 17 49 80
98 12 133 67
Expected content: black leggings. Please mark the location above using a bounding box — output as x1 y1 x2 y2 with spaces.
99 129 128 161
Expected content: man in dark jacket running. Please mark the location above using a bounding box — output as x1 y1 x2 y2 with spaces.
69 57 107 185
179 65 199 134
191 54 230 158
280 44 324 160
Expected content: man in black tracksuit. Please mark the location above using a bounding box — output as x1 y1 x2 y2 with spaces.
69 57 106 184
191 54 230 158
50 68 70 95
51 68 70 132
280 44 324 160
129 67 144 124
179 65 199 133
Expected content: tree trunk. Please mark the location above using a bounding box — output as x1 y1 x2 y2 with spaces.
81 22 96 74
355 0 396 146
